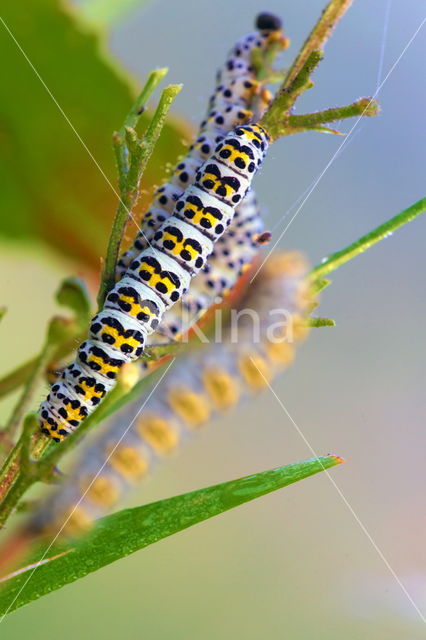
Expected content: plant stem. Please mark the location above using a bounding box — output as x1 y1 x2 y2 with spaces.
260 50 323 138
0 343 56 446
285 98 379 133
259 0 367 142
282 0 353 89
97 82 182 309
310 197 426 281
0 329 86 400
0 432 51 529
114 68 168 189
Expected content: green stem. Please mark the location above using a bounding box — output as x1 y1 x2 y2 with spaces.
143 84 182 148
260 0 365 141
260 51 323 138
114 68 168 185
0 342 56 445
97 83 182 310
0 474 33 529
282 0 353 90
0 432 51 529
0 358 35 400
286 98 379 130
0 329 86 401
310 197 426 281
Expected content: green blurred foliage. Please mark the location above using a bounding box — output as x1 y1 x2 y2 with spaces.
77 0 151 26
0 0 190 272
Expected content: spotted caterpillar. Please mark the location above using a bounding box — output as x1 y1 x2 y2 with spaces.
39 121 271 441
31 252 311 536
116 15 285 340
116 12 284 280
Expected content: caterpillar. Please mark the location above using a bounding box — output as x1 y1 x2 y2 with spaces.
115 15 285 340
116 13 285 280
39 123 271 440
37 15 284 441
30 252 311 536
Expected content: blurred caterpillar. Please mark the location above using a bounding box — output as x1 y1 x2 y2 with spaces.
30 252 312 537
38 15 286 441
118 14 286 340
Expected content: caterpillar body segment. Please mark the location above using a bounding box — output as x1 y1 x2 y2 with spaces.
174 186 235 241
89 309 147 359
127 248 192 306
31 252 311 536
152 216 214 275
104 277 165 329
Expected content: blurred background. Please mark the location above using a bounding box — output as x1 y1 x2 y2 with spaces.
0 0 425 637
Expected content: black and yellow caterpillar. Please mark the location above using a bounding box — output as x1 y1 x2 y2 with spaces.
38 14 286 441
39 123 271 440
116 13 284 279
31 252 311 535
116 14 286 340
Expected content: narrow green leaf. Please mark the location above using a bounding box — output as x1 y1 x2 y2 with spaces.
310 197 426 281
0 455 343 615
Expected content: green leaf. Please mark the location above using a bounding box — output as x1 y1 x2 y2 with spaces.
0 0 190 270
0 455 343 615
55 277 91 324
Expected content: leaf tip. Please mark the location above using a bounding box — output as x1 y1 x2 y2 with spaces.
325 453 346 466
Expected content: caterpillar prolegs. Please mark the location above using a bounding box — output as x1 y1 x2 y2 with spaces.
30 252 311 536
